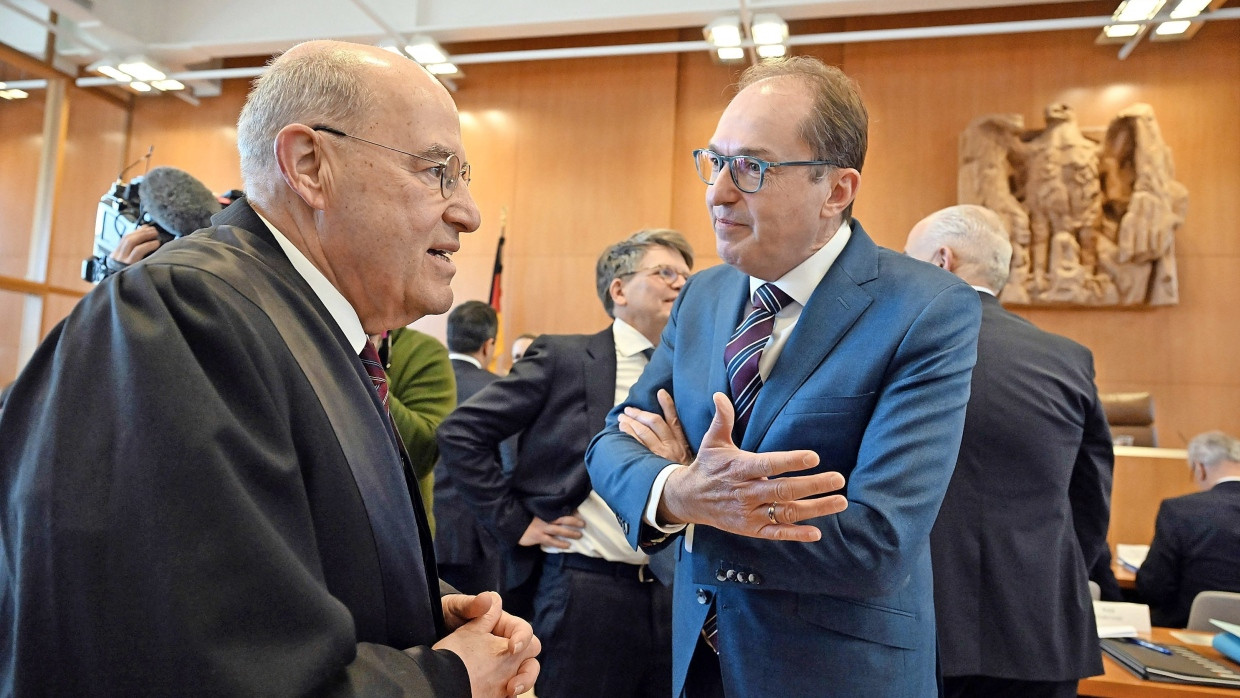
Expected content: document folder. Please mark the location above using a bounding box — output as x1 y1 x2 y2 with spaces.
1101 638 1240 688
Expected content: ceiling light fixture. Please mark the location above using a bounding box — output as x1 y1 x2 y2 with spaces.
426 63 460 76
129 81 152 93
406 37 447 65
704 16 742 48
151 79 185 91
117 58 166 82
1151 0 1223 41
750 14 789 46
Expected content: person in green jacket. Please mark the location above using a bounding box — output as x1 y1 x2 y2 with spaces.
385 326 457 536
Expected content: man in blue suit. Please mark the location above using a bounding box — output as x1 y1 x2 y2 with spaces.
585 57 981 697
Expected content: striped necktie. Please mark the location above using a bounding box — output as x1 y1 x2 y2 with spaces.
360 342 389 410
723 282 794 437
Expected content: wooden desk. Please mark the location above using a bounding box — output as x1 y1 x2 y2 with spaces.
1079 628 1240 697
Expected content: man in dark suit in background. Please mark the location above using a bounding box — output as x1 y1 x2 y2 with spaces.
435 300 504 596
587 57 980 698
905 204 1112 698
0 40 539 696
438 228 693 698
1138 430 1240 628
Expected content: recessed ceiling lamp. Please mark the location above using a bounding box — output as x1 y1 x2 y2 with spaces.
1150 0 1221 40
704 16 745 63
406 37 448 65
117 57 166 82
751 14 789 59
0 82 30 100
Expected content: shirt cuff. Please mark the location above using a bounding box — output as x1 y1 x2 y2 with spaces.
643 463 689 533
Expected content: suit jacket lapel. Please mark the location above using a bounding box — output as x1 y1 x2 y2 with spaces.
740 225 879 452
586 327 619 430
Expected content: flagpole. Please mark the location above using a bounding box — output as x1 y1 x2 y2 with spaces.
488 207 508 372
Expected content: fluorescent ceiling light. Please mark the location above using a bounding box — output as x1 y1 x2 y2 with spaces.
1154 19 1193 34
98 66 131 81
151 79 185 91
129 81 152 93
1104 23 1142 37
406 38 447 64
118 59 166 82
750 14 788 45
757 44 787 58
704 16 742 47
378 39 405 55
1114 0 1165 22
0 89 30 100
426 63 460 76
716 46 745 61
1169 0 1211 18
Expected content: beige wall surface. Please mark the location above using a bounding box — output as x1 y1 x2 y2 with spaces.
2 3 1237 439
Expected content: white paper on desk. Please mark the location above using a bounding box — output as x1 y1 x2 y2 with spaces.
1098 625 1138 638
1093 601 1152 637
1169 630 1218 646
1117 544 1149 571
1211 619 1240 636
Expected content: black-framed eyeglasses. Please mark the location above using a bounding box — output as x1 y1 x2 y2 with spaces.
313 125 470 199
692 148 842 194
619 265 690 285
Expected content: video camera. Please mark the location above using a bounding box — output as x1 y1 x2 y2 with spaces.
82 149 221 282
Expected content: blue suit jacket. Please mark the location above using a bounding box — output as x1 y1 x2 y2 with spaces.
586 223 981 697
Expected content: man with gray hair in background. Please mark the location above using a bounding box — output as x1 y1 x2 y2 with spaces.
1 40 539 696
438 228 693 698
1138 430 1240 627
905 204 1113 698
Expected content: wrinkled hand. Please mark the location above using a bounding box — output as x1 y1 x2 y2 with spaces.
658 392 847 542
518 515 585 549
109 224 162 265
434 592 541 697
619 389 693 465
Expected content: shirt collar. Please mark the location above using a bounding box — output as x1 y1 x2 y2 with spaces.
612 317 654 358
972 284 997 297
449 352 482 369
749 220 852 307
255 211 367 355
1216 476 1240 486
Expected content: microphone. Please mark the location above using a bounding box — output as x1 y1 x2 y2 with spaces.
140 167 222 237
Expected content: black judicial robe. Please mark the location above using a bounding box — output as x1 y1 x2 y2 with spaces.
0 199 468 696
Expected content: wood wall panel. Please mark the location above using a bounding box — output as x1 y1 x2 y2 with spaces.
45 89 130 294
3 5 1237 441
0 88 46 280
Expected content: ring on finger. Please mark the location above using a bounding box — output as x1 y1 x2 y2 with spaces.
767 503 779 525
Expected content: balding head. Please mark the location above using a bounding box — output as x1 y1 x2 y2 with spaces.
233 40 481 333
905 205 1013 293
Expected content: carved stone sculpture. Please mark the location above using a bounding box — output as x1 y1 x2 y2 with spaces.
959 103 1185 306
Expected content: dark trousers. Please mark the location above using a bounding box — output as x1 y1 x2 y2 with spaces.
533 553 673 698
943 675 1079 698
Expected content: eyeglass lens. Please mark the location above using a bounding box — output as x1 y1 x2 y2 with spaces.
694 149 765 193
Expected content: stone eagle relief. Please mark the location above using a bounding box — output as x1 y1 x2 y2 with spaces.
959 104 1186 307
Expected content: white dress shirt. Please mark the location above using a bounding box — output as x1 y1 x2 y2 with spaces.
546 318 653 564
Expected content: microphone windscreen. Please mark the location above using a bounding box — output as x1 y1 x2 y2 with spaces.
142 167 221 237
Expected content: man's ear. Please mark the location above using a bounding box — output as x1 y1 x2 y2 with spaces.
609 276 628 309
820 168 862 220
274 124 330 211
937 246 958 273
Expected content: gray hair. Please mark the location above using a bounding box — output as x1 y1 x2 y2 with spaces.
595 228 694 317
736 56 868 220
917 205 1013 292
236 44 378 193
1187 431 1240 469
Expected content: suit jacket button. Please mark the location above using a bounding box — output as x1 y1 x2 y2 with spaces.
716 570 728 582
748 573 761 585
725 569 737 581
696 589 712 604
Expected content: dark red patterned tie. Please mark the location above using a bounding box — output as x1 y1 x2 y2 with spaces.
360 341 389 410
723 283 794 437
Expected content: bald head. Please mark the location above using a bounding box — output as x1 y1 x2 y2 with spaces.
905 205 1013 293
237 40 446 197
